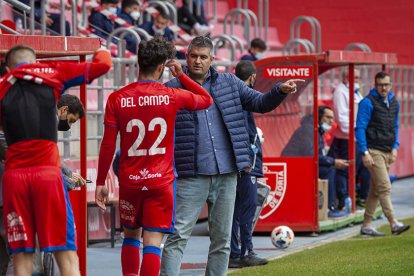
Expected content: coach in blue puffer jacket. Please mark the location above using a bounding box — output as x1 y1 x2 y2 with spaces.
160 35 304 276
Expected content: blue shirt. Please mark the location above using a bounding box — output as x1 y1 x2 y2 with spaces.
355 88 400 152
196 73 237 175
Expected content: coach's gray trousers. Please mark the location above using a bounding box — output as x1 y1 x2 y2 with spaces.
160 173 237 276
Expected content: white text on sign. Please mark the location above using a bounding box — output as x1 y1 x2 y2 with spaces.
264 66 313 79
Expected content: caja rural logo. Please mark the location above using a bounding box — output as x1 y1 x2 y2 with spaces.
260 162 287 219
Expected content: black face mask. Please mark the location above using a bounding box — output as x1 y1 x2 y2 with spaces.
58 118 70 131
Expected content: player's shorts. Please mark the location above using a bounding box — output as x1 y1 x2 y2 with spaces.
2 166 77 254
119 181 176 233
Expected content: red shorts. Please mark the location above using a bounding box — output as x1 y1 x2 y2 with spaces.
119 181 175 233
2 166 76 254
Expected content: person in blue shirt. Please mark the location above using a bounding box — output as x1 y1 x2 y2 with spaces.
88 0 119 39
356 71 410 236
139 7 175 42
115 0 142 54
240 38 267 61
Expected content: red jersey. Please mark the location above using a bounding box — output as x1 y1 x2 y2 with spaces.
96 73 212 189
0 49 112 169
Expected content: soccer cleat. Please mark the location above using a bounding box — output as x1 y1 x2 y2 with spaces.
360 226 385 237
391 223 410 235
241 251 268 267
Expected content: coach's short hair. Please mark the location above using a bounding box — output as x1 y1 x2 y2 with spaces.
375 71 390 81
138 36 176 75
188 34 214 56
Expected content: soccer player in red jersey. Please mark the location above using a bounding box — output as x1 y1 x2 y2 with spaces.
0 45 112 276
95 36 213 276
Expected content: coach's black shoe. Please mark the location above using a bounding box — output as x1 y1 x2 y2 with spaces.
392 222 410 235
228 257 244 268
241 251 268 267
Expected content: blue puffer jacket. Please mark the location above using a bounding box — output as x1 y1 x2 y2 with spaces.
165 66 287 177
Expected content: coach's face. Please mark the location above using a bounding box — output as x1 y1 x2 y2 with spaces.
186 47 214 81
375 76 392 99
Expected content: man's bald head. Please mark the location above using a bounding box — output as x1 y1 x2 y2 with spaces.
5 45 36 70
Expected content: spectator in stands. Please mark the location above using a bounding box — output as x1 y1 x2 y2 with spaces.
119 0 141 25
281 113 314 157
329 69 370 210
139 7 175 42
89 0 119 37
0 45 111 276
240 38 267 61
17 0 71 35
357 72 410 236
160 34 303 276
229 60 268 268
318 106 349 217
175 0 211 35
115 0 143 54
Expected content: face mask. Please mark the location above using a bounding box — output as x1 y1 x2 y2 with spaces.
58 118 70 131
152 25 165 35
130 11 140 21
354 82 360 92
321 122 331 132
108 7 117 14
255 52 264 60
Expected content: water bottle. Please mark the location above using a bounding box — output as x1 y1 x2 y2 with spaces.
344 197 352 213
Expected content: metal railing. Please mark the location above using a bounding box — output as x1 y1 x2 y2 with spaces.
223 8 258 48
282 38 315 55
3 0 31 33
345 43 372 52
290 16 321 53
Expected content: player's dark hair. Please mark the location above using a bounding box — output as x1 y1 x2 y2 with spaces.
250 38 267 51
155 6 170 20
57 94 85 119
375 71 390 82
235 60 256 81
318 105 332 123
5 45 36 69
188 34 213 56
138 36 176 75
122 0 140 11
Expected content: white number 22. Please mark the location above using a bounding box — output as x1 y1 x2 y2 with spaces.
126 117 167 156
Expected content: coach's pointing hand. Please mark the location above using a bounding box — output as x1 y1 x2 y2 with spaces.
280 79 305 94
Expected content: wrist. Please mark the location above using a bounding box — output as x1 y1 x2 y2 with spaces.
362 150 369 156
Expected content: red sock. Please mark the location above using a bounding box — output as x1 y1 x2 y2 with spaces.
140 246 161 276
121 238 141 276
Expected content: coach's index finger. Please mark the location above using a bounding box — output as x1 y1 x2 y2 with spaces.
287 79 306 85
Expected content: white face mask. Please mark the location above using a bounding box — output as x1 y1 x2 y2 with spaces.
354 82 360 92
108 7 117 14
321 122 332 132
130 11 140 21
255 52 264 60
152 25 165 35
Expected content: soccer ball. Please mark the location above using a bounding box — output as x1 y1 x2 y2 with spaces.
271 225 294 249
